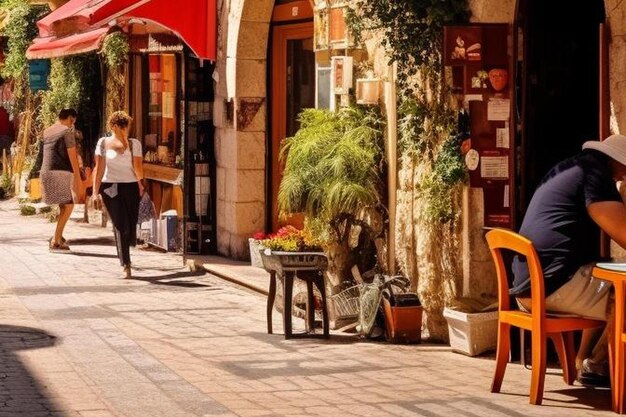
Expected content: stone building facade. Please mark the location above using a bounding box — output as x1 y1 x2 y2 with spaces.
214 0 626 323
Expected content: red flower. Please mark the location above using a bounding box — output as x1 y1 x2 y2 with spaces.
253 231 266 240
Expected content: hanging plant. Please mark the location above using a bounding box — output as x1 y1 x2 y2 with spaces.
101 32 129 69
101 32 128 122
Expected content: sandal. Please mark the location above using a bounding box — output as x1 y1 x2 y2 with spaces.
123 265 132 278
49 238 70 252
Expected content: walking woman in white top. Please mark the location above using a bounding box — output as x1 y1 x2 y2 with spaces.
93 111 144 278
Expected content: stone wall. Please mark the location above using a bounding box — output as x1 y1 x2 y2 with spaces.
214 0 272 259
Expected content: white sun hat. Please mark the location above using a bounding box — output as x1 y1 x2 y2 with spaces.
582 134 626 166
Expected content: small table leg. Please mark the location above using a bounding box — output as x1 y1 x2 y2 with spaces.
315 276 329 339
267 271 276 334
306 279 315 334
283 271 294 339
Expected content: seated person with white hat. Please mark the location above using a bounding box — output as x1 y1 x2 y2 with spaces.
511 134 626 386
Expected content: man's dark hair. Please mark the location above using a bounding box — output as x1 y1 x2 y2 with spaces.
58 109 77 120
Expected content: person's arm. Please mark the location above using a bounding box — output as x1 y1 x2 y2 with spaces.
66 146 85 201
588 201 626 249
93 139 105 196
132 139 145 195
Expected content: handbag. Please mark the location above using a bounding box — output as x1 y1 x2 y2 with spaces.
137 192 157 224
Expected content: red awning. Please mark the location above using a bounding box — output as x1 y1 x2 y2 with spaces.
26 27 110 59
31 0 216 60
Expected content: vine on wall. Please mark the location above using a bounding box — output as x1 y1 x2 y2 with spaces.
101 32 128 124
0 0 48 117
346 0 470 340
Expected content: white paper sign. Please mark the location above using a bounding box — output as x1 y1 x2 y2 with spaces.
487 98 510 121
481 156 509 179
496 127 510 148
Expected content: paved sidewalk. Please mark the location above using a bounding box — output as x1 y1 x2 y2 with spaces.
0 199 616 416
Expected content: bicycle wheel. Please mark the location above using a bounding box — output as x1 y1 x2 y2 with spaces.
358 284 382 336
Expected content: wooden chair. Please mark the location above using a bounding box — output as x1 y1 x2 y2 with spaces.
485 228 604 405
622 330 626 412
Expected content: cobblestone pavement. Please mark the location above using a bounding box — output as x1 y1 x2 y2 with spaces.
0 199 616 416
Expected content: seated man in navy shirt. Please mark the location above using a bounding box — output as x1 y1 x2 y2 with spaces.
512 134 626 385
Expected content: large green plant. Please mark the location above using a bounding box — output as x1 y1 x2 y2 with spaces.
279 106 384 220
278 106 385 286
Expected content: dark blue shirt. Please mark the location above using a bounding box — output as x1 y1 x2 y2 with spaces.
511 150 622 296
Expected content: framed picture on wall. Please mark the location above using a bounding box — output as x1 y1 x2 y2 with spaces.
331 56 353 95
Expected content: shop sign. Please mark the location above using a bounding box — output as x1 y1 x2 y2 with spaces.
28 59 50 92
139 34 183 54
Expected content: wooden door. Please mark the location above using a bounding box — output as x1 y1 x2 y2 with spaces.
269 21 314 231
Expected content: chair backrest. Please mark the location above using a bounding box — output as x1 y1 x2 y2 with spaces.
485 228 546 320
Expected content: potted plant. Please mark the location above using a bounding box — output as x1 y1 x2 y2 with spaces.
278 106 386 291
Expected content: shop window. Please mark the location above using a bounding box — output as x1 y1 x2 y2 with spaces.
138 53 181 168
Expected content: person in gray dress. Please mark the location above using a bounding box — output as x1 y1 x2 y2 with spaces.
40 109 85 251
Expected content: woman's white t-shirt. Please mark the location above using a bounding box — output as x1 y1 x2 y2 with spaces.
95 137 142 183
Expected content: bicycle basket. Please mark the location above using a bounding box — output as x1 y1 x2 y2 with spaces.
329 285 361 320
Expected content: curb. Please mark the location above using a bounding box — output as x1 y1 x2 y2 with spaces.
187 259 269 296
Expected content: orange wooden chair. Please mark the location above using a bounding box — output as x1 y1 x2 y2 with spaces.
485 228 605 405
622 330 626 413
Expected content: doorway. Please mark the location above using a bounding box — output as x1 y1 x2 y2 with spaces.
516 0 606 220
269 4 315 231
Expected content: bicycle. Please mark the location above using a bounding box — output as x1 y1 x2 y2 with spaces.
356 274 411 338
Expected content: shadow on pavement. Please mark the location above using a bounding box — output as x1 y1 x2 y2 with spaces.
126 269 217 289
68 251 119 259
499 386 612 412
0 324 67 415
66 236 115 245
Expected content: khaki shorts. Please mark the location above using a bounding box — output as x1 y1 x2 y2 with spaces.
517 263 612 321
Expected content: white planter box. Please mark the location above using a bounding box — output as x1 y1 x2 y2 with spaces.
248 238 264 268
443 307 499 356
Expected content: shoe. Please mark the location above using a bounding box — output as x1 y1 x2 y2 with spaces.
49 238 70 252
123 265 132 279
577 358 610 388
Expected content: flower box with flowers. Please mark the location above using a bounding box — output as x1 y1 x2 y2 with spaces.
257 226 327 275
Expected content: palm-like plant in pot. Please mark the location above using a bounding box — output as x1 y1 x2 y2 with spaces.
278 106 386 290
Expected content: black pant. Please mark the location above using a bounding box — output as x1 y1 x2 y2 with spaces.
100 182 140 267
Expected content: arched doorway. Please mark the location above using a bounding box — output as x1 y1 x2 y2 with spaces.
515 0 606 220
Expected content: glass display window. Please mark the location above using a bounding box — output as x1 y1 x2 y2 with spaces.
130 53 182 168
